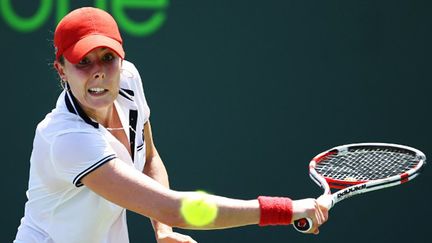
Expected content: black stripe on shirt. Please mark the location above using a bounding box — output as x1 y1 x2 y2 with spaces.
65 90 99 128
73 154 117 187
129 110 138 161
119 88 134 101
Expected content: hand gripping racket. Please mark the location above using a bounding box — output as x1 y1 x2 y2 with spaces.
293 143 426 233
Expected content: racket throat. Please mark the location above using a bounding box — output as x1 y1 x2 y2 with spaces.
336 184 366 200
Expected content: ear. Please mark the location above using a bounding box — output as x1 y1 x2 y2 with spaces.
53 61 67 81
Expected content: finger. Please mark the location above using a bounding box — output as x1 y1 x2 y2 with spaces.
321 205 329 223
317 199 329 224
314 203 323 226
317 203 325 225
188 237 198 243
309 212 320 234
183 235 197 243
181 237 196 243
317 194 333 210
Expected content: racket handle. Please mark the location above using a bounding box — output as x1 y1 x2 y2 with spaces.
292 195 333 233
293 218 313 233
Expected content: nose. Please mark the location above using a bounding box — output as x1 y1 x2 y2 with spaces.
93 71 105 80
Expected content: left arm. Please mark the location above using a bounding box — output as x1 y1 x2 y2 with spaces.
143 121 196 243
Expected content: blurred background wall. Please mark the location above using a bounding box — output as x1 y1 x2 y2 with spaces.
1 0 430 242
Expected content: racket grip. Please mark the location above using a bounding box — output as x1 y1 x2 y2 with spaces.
293 218 312 233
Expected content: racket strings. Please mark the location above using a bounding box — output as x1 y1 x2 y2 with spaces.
315 148 419 181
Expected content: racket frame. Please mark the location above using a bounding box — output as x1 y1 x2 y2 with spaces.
294 142 426 232
309 143 426 208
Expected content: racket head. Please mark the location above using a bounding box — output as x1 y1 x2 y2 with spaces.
294 143 426 233
309 143 426 192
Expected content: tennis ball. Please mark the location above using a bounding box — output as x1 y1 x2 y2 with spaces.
180 191 218 227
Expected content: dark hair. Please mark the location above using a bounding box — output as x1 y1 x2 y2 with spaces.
58 55 65 65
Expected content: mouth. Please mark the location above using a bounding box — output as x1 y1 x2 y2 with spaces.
88 87 108 96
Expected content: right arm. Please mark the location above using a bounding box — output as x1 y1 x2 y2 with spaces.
81 158 327 232
81 158 260 229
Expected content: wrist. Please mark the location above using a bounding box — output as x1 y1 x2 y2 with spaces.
257 196 293 226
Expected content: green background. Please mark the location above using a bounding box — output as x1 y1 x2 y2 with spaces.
1 0 431 242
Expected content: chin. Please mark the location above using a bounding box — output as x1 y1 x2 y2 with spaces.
85 97 115 110
92 100 115 109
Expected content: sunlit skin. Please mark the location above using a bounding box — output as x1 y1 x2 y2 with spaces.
54 48 122 127
50 48 329 239
54 48 203 241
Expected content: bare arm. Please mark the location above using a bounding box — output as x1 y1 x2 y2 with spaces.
81 158 260 229
142 121 169 188
141 121 176 235
81 123 327 233
81 121 260 229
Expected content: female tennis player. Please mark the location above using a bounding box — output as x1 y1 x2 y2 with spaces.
14 7 328 243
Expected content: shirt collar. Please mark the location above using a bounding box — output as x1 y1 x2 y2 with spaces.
64 86 136 129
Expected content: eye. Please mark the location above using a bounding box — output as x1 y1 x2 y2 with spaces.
78 57 91 66
102 52 115 62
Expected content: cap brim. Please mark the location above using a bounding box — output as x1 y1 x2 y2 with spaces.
63 34 125 64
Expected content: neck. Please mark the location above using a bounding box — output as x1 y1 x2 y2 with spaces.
82 104 116 128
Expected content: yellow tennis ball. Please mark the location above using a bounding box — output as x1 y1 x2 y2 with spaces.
180 191 218 227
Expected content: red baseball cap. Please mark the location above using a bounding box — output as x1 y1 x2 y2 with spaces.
54 7 125 64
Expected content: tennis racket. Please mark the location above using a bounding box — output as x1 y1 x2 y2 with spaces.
293 142 426 233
